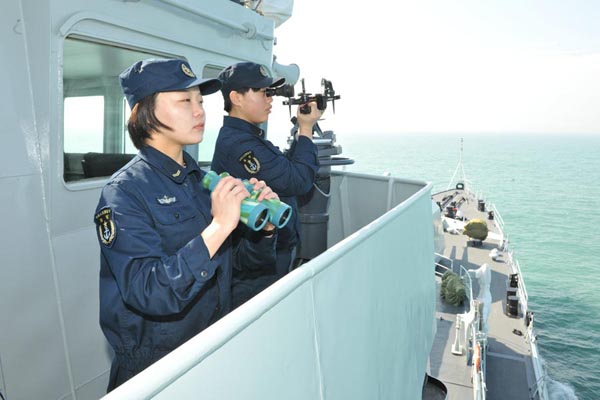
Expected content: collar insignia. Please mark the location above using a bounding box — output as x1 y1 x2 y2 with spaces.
172 169 181 177
94 207 116 247
239 150 260 174
157 195 177 205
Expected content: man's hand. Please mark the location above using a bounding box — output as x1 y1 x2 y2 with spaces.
297 101 323 138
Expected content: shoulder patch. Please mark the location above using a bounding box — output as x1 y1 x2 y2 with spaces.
94 207 116 247
239 150 261 174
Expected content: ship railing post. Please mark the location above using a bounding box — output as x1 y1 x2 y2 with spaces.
451 314 463 355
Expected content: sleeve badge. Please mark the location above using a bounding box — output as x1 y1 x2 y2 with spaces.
94 207 116 247
239 150 261 174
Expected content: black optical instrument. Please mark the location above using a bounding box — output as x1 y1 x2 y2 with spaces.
284 78 340 115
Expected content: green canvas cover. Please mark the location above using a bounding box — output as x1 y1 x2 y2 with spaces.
463 218 489 241
441 270 467 306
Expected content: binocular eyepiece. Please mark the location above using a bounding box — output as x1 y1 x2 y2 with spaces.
265 84 295 98
201 171 292 231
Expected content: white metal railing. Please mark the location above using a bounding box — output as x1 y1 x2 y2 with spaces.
485 202 547 400
460 298 486 400
529 333 549 400
506 251 529 306
472 334 487 400
468 302 488 400
434 252 455 275
158 0 274 40
436 256 487 400
525 312 549 400
460 264 474 304
488 202 506 236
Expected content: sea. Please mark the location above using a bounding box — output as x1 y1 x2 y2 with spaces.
335 133 599 400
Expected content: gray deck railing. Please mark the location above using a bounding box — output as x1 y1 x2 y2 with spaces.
476 199 547 400
488 202 506 234
434 252 455 275
459 265 474 305
434 254 486 400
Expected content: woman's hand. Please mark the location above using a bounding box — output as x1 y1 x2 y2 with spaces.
201 176 251 258
210 175 250 233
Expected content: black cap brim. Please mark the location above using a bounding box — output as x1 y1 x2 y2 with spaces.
244 76 286 90
255 76 285 88
198 78 222 95
269 77 286 88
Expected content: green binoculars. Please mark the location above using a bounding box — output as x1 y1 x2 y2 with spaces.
201 171 292 231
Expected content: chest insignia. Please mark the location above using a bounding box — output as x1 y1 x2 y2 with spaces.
94 207 116 247
239 150 261 174
157 195 177 205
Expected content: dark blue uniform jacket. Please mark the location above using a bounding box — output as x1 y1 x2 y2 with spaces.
95 145 275 389
211 116 319 250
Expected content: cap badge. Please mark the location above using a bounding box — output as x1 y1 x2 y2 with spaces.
259 65 270 77
181 63 196 78
95 207 116 247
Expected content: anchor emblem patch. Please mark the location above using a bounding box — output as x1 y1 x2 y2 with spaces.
239 150 260 174
94 207 116 247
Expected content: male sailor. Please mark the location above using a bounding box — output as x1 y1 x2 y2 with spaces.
211 61 321 308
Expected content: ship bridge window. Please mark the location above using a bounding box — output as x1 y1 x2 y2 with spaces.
62 38 163 182
64 96 105 153
62 37 226 182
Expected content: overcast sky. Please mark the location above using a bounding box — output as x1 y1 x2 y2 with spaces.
266 0 600 139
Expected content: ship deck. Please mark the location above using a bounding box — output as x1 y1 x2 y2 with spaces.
429 188 537 400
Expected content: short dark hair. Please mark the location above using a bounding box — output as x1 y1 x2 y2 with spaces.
223 87 262 113
127 93 172 149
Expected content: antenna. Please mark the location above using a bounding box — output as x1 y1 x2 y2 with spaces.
446 138 468 191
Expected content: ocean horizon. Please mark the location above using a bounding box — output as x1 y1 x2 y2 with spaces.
335 133 599 399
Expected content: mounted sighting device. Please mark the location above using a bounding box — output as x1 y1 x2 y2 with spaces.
267 78 340 116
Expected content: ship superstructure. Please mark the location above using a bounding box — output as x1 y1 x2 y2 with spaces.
0 2 545 399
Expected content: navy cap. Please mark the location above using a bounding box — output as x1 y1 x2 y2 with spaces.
218 62 285 98
119 58 222 109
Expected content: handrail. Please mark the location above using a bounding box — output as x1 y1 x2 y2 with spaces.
459 264 474 304
487 200 546 399
158 0 274 40
514 259 529 308
506 251 529 305
59 8 273 45
473 336 488 400
434 252 454 275
489 203 506 234
470 317 487 400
